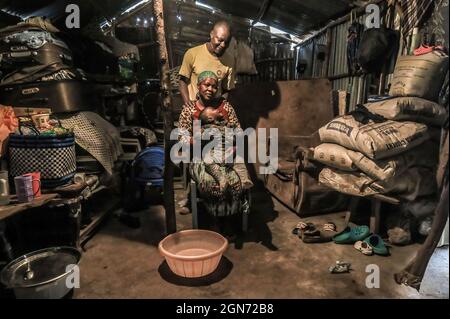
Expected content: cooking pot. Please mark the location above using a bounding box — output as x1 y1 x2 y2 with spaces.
0 246 81 299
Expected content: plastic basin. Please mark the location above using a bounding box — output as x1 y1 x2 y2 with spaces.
158 230 228 278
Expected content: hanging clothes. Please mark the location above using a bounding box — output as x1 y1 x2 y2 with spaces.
346 11 365 76
398 0 434 39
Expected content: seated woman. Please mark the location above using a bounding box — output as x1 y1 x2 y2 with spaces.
198 106 253 192
178 71 253 228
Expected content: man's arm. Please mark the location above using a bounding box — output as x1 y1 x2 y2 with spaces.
178 48 195 106
221 67 235 100
179 76 191 106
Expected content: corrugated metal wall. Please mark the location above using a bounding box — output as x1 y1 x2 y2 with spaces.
296 13 372 111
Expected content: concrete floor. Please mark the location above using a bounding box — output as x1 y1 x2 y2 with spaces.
74 183 448 299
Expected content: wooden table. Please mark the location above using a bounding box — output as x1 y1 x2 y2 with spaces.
0 194 59 222
1 182 120 250
0 194 59 260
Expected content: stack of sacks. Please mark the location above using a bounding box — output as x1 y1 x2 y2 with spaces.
315 50 449 201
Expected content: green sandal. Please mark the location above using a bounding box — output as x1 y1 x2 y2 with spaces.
333 225 370 244
363 234 389 256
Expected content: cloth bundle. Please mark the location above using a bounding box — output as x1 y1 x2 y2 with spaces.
59 111 123 175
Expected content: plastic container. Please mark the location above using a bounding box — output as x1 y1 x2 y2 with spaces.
132 146 164 187
158 230 228 278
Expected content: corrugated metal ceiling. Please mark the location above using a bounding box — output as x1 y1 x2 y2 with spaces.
201 0 355 35
0 0 357 36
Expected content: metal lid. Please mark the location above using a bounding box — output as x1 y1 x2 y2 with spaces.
0 247 81 288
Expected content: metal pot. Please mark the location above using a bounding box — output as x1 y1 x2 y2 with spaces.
0 246 81 299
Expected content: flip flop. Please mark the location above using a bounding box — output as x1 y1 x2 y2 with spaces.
292 222 315 235
363 234 389 256
302 222 337 243
333 225 370 244
354 240 373 255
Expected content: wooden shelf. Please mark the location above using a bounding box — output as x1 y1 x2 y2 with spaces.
0 194 59 222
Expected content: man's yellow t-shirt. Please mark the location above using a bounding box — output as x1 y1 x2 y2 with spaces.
178 44 235 100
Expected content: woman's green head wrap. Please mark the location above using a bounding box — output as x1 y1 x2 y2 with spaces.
197 71 218 84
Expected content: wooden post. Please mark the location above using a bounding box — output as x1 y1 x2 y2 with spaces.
395 183 449 290
153 0 176 234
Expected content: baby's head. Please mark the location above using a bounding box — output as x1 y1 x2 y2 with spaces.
199 107 223 125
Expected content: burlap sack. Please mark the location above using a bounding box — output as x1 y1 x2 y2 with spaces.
389 51 449 102
365 97 448 126
319 167 436 200
347 141 439 182
313 142 407 181
313 143 357 171
318 115 429 159
347 151 406 182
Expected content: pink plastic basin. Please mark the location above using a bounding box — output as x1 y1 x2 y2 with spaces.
158 230 228 278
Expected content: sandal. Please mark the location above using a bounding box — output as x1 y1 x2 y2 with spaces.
364 234 389 256
333 225 370 244
292 222 316 236
354 240 373 255
302 222 337 243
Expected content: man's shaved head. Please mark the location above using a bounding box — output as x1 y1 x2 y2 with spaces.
209 20 232 57
212 20 231 33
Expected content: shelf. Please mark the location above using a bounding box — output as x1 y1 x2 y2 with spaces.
0 194 59 222
79 190 120 246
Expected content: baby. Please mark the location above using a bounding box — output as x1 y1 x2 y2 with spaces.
199 106 253 192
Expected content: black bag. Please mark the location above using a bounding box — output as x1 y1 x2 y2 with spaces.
357 28 399 74
0 79 101 112
0 42 72 70
347 22 365 75
0 29 72 71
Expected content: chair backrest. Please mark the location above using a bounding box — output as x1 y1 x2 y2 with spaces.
229 79 334 178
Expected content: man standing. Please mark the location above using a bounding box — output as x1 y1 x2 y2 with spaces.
178 20 235 105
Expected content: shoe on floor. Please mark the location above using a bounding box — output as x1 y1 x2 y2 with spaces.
333 225 370 244
302 222 337 243
354 240 373 255
364 234 389 256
